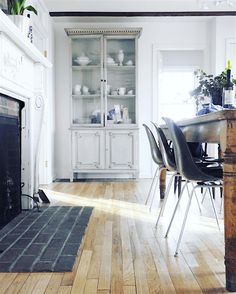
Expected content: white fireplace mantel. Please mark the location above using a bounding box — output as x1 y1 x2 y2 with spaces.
0 10 51 68
0 9 52 208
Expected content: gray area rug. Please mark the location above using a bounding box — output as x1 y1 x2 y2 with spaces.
0 206 93 272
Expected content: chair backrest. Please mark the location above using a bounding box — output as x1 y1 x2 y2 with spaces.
143 124 164 167
163 117 219 182
152 123 176 171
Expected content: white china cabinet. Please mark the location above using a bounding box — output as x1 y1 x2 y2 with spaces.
65 28 141 180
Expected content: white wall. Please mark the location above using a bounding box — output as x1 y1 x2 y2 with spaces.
214 17 236 74
54 16 236 179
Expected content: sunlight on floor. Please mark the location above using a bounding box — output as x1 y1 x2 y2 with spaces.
42 184 224 234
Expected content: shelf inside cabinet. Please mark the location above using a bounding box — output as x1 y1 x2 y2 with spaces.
107 95 135 99
107 65 135 70
72 65 101 70
72 94 101 99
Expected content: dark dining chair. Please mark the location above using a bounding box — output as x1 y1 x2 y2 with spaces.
152 123 202 227
143 124 165 210
163 117 223 256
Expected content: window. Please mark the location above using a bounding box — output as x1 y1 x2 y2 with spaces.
158 69 196 123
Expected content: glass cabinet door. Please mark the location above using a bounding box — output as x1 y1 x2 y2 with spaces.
71 36 103 126
105 37 136 126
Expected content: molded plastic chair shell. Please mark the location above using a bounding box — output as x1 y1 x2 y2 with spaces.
163 117 222 182
143 124 164 167
152 123 176 172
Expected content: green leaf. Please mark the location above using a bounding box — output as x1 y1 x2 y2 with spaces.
9 0 37 15
19 0 27 14
12 1 21 14
24 5 37 15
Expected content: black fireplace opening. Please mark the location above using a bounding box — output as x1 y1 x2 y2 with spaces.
0 94 24 229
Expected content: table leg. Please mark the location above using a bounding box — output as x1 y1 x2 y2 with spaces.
224 124 236 292
160 169 166 199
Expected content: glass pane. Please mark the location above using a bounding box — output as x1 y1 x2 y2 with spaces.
72 67 101 96
72 96 101 124
107 97 135 125
72 37 101 66
71 37 102 125
106 39 135 66
106 38 136 125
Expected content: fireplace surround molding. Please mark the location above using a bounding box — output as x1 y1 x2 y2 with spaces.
0 9 52 209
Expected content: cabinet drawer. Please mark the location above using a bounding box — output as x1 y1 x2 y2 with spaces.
0 34 34 91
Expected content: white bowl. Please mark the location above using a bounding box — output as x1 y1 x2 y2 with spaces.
74 59 91 66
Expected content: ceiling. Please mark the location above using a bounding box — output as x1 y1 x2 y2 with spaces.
44 0 236 13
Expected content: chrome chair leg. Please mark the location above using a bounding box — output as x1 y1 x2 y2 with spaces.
174 185 196 257
191 182 202 214
165 181 188 238
161 173 178 217
155 172 177 228
145 167 159 205
149 171 160 211
208 187 220 231
201 188 208 204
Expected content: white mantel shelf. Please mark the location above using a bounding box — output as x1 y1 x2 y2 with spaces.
0 9 52 68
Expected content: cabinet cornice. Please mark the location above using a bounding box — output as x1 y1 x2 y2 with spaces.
65 28 142 38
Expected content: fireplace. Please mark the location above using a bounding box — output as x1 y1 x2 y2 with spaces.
0 94 24 229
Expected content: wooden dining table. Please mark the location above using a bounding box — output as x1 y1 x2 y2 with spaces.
160 110 236 292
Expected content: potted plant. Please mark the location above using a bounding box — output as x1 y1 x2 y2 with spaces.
7 0 37 37
190 69 236 107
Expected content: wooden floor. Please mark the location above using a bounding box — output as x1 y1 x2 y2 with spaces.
0 180 234 294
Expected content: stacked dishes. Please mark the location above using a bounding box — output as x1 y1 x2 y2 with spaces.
107 56 117 66
74 54 91 66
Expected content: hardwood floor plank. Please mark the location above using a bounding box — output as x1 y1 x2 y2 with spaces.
120 218 135 286
71 250 92 294
111 214 123 294
45 273 64 294
18 274 43 294
123 286 136 294
128 218 149 294
57 286 72 294
98 221 113 290
84 279 98 294
4 273 30 294
0 273 17 293
29 273 52 294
